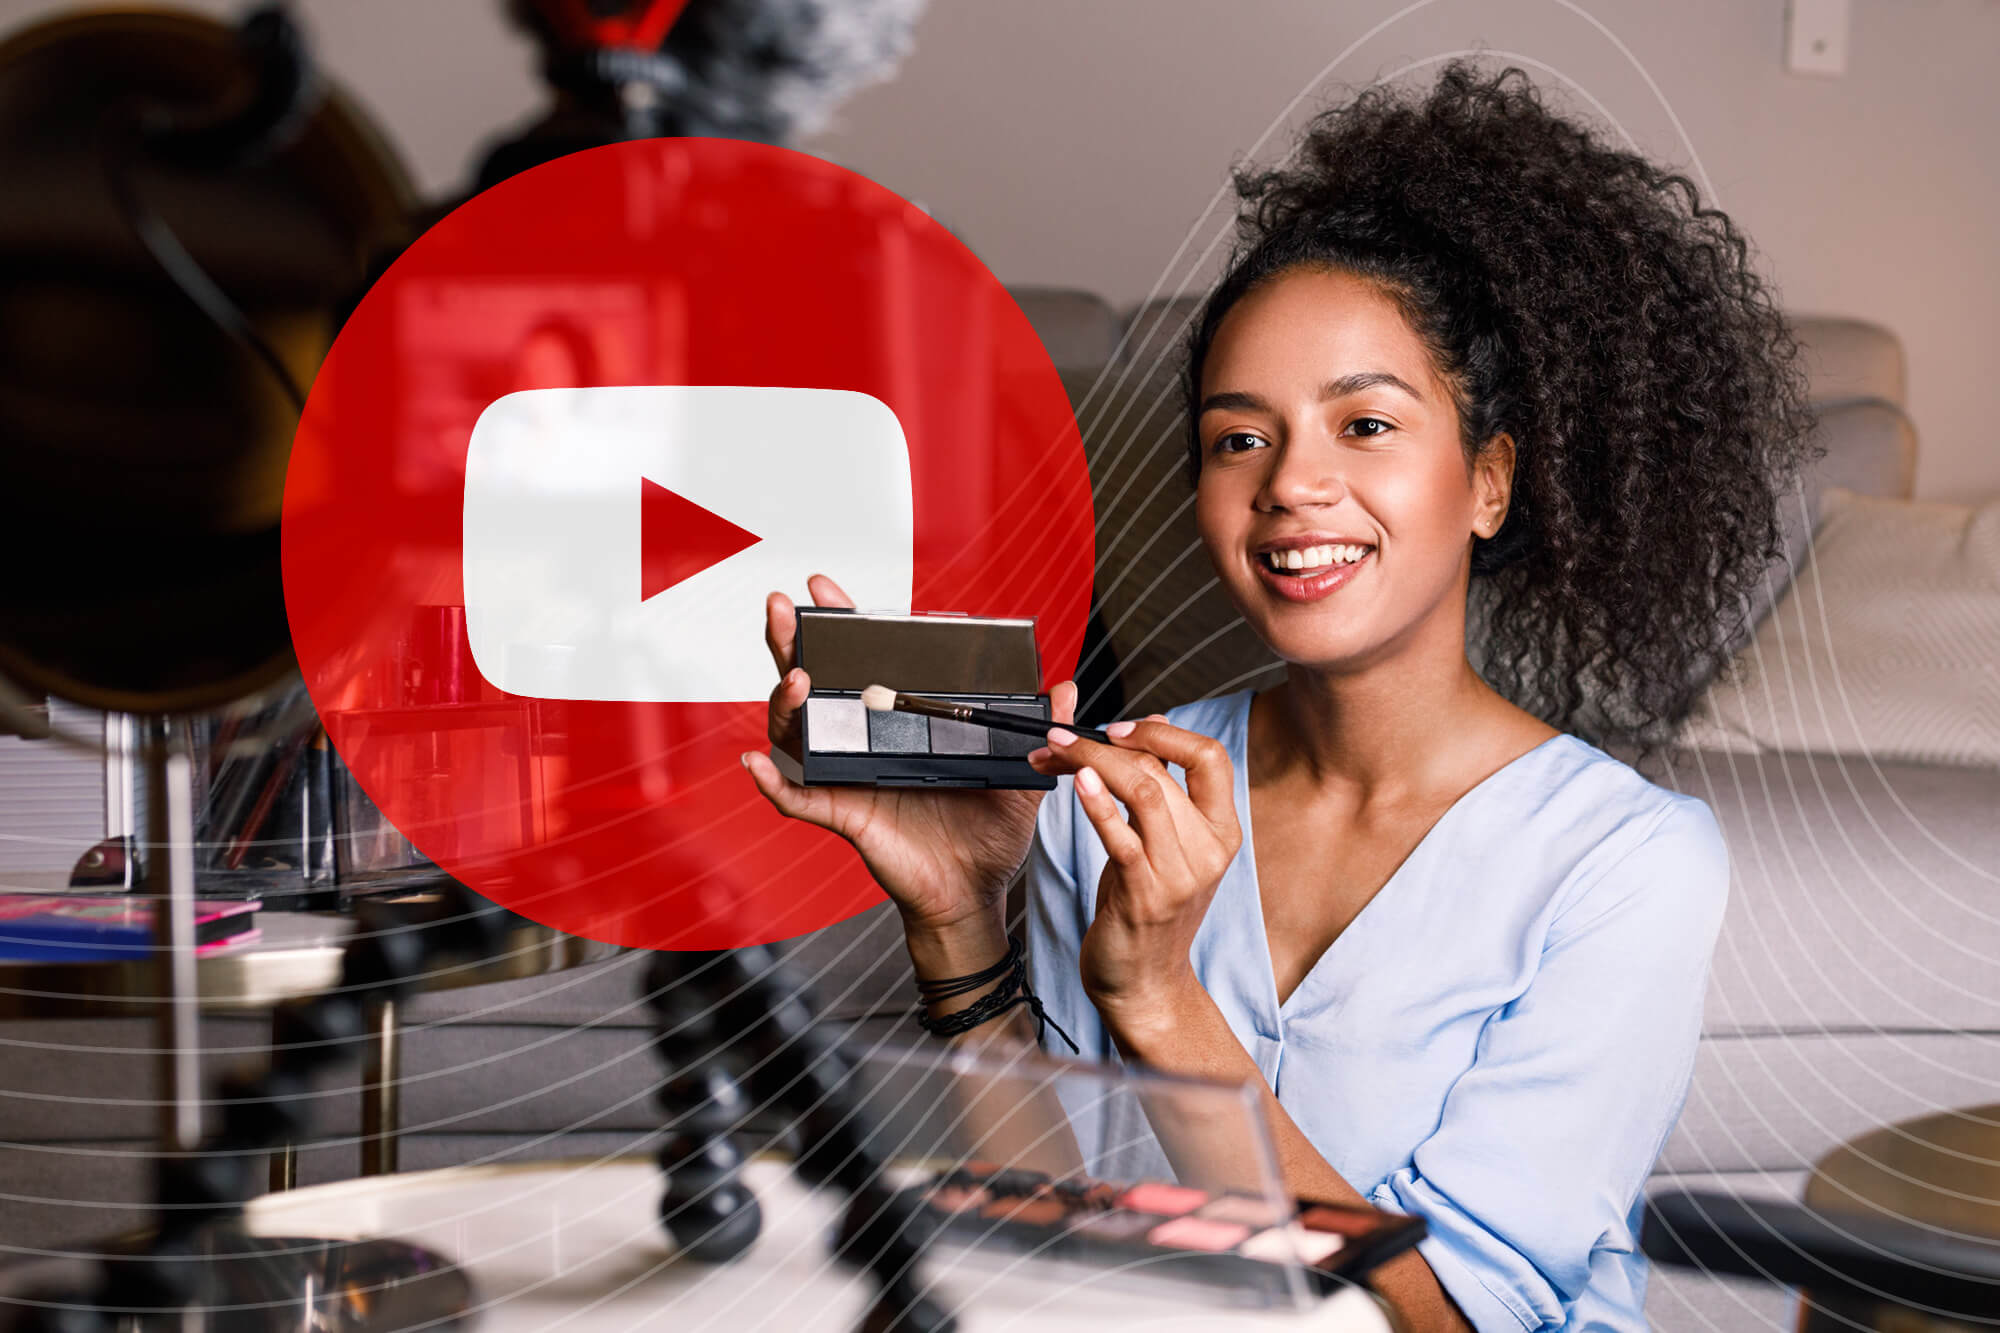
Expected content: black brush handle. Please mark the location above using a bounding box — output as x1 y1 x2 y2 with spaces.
914 698 1111 746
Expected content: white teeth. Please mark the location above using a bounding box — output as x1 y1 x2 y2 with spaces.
1264 543 1371 572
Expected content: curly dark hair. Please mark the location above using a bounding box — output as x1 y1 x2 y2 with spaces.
1181 60 1818 751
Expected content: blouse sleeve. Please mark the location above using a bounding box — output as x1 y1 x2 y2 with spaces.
1368 796 1730 1332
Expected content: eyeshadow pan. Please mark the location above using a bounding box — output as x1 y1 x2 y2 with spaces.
1196 1194 1292 1228
866 707 929 754
927 701 990 756
986 701 1047 757
1240 1222 1346 1265
1071 1211 1161 1240
1117 1182 1208 1217
972 1166 1049 1198
981 1196 1065 1225
1147 1216 1252 1252
805 697 868 752
1050 1178 1120 1211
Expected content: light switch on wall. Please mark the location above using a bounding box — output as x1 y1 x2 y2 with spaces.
1786 0 1851 76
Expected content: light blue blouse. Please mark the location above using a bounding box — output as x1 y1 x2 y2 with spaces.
1025 688 1729 1333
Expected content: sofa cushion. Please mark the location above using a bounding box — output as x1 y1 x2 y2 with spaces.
1685 491 2000 766
1653 748 2000 1035
1805 399 1918 504
1791 315 1907 408
1735 397 1920 646
1644 1251 1799 1331
1662 1032 2000 1176
1114 295 1204 381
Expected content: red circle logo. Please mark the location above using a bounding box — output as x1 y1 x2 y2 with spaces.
283 138 1093 949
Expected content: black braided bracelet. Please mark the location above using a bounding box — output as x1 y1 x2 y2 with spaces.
913 934 1079 1054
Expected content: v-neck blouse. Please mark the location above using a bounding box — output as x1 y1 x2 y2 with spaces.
1025 688 1729 1333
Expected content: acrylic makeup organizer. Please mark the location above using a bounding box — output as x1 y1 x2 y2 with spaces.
840 1042 1427 1312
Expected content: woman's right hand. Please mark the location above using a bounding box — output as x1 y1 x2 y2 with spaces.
740 573 1078 941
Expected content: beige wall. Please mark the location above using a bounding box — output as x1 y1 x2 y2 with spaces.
5 0 1994 500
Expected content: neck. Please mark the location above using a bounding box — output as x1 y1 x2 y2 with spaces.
1257 593 1510 802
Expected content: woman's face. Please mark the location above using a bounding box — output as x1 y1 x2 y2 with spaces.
1193 266 1510 674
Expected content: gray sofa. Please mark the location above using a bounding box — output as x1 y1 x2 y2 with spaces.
4 294 1991 1333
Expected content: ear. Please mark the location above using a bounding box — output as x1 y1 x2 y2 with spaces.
1471 433 1515 539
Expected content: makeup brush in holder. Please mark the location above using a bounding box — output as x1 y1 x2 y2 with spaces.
643 944 957 1333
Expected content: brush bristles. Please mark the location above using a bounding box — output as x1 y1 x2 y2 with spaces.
860 684 898 712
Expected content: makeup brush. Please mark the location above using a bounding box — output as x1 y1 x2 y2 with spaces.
860 685 1112 746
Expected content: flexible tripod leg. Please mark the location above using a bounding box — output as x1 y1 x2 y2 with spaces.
642 948 764 1262
682 943 957 1333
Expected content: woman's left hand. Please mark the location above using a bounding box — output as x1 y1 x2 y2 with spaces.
1029 716 1244 1036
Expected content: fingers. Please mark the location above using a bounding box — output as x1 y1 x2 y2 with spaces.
805 572 856 609
1023 683 1077 772
1099 717 1239 843
1050 731 1195 885
764 591 797 677
764 574 856 679
767 666 812 746
741 749 843 834
1071 763 1146 869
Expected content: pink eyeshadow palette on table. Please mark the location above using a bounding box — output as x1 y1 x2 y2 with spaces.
910 1160 1427 1300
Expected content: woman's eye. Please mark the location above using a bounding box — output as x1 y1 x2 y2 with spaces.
1345 417 1394 438
1213 431 1268 455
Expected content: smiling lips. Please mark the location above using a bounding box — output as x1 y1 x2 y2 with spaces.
1252 538 1374 603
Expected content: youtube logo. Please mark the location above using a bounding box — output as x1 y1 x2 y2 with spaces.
462 385 913 702
283 136 1093 949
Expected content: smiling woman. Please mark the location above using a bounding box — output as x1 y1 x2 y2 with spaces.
1193 271 1515 666
743 59 1814 1333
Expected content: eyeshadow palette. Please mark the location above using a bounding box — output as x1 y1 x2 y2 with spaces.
770 608 1056 789
907 1160 1427 1301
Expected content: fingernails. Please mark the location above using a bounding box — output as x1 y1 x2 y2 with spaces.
1075 766 1104 796
1105 720 1136 738
739 751 753 769
1047 727 1078 747
786 668 805 688
1027 747 1052 764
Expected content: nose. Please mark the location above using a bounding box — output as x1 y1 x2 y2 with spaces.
1256 435 1347 512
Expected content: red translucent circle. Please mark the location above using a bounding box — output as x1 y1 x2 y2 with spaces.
282 138 1094 949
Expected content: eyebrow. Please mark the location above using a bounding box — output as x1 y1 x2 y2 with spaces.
1198 371 1426 416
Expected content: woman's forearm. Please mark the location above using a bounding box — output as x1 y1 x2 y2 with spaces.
1103 986 1472 1333
901 914 1084 1173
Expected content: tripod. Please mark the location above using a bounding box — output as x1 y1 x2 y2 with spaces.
644 944 957 1333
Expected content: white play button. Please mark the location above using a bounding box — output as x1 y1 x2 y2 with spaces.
462 385 913 702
